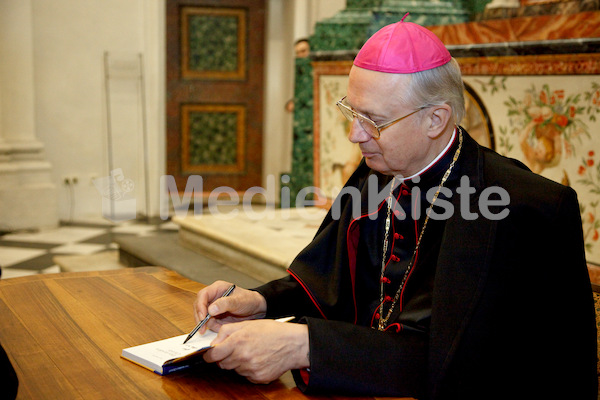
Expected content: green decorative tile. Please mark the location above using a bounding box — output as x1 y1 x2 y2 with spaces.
188 111 238 166
187 14 239 72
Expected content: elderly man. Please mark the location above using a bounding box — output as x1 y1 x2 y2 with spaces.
194 16 597 399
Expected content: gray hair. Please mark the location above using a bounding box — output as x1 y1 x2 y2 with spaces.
403 58 466 124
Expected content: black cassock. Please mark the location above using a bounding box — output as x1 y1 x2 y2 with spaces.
255 129 597 399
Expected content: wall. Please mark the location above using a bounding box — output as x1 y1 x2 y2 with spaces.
1 0 345 223
0 0 59 231
30 0 164 222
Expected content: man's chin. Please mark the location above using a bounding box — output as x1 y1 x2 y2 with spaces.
364 157 398 176
364 157 384 173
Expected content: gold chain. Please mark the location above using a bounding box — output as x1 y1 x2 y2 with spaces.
377 128 463 331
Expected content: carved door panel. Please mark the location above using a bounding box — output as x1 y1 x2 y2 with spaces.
166 0 265 194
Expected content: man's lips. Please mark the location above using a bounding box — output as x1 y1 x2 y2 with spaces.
360 149 378 158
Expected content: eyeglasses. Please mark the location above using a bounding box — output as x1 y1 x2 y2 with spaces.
336 96 422 139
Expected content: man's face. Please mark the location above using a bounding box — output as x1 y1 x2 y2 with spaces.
346 66 435 177
294 41 310 58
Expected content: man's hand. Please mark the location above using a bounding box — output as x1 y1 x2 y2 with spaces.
203 319 310 384
193 281 267 333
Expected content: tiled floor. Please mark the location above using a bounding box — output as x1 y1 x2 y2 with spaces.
0 219 178 279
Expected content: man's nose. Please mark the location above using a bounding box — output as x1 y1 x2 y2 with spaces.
347 119 371 143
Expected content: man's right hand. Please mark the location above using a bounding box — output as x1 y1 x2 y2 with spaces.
193 280 267 334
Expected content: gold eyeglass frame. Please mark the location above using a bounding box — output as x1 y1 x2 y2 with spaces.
336 96 423 139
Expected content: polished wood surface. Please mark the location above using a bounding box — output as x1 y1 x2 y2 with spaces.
0 267 405 399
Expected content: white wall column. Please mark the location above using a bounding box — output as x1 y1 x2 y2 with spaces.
262 0 346 205
142 0 166 218
0 0 58 231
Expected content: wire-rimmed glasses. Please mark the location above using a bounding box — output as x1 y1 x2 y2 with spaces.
336 96 422 139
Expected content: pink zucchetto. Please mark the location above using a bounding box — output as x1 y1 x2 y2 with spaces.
353 13 451 74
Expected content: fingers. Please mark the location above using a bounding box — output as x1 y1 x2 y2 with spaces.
207 292 243 317
216 288 268 319
193 280 234 323
202 322 238 364
194 282 267 321
201 320 309 385
203 340 235 365
203 324 268 382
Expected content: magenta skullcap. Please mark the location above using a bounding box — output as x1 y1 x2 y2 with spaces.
353 13 451 74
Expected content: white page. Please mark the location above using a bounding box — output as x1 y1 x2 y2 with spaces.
122 330 217 373
121 317 294 374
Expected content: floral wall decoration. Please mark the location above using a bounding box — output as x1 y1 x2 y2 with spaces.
316 74 361 199
463 75 600 262
313 62 600 263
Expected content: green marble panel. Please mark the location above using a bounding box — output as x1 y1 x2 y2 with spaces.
188 111 238 165
285 58 314 207
311 1 468 51
312 20 371 52
348 0 384 8
187 14 239 72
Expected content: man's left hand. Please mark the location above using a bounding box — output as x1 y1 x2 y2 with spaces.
203 319 309 384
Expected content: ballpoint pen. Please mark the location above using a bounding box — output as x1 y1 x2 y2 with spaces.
183 284 236 344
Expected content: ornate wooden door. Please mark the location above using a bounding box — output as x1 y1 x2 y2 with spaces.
166 0 265 194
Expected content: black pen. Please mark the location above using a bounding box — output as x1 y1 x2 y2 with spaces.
183 284 236 344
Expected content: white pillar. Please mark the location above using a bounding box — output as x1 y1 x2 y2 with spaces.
0 0 58 231
293 0 312 39
142 0 166 218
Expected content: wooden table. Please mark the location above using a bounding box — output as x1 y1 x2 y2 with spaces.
0 267 405 399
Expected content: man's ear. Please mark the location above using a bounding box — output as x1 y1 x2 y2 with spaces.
426 104 452 139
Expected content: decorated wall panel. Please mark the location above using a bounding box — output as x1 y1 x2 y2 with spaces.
181 7 246 80
462 69 600 262
166 0 265 194
181 104 246 174
313 54 600 264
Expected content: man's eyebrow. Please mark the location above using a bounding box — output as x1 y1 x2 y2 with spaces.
346 99 385 119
